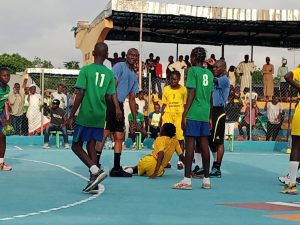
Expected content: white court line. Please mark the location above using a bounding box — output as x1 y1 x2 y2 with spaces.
13 146 23 151
266 202 300 208
0 157 105 222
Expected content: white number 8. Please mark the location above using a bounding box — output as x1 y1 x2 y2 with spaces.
203 74 208 86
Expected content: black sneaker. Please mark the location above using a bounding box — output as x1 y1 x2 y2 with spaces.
192 165 200 173
109 167 132 177
192 167 205 178
210 168 222 178
83 185 101 194
82 169 107 192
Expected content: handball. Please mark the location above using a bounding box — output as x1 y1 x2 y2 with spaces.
285 148 291 154
2 124 15 136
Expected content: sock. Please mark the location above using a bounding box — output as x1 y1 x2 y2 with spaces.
288 161 300 184
194 153 202 168
114 153 121 169
90 165 99 175
203 177 210 183
183 177 191 184
96 152 102 168
0 158 3 164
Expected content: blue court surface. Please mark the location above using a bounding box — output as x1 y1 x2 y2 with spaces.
1 138 300 225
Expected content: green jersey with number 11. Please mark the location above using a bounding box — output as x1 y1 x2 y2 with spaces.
75 63 115 128
186 66 213 122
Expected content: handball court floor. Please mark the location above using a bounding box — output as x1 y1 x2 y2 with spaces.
1 140 300 225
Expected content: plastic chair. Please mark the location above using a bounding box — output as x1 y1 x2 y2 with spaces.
50 131 62 148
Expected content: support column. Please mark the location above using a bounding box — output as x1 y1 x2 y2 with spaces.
75 19 113 65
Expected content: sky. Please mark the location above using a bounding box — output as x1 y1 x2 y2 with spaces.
1 0 300 72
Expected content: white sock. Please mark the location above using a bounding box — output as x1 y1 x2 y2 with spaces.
288 161 299 184
90 165 100 175
0 158 4 164
194 153 202 167
183 177 191 184
203 177 210 184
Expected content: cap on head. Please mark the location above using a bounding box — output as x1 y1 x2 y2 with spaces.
52 99 60 105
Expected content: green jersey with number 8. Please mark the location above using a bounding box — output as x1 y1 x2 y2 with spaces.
186 66 213 122
75 63 115 128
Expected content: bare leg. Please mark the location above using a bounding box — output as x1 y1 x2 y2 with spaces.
184 136 195 178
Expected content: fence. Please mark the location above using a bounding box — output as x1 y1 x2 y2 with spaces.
7 67 297 143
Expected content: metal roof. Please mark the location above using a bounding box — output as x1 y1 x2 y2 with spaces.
87 0 300 48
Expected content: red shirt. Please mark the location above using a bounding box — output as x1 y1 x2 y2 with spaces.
155 63 162 78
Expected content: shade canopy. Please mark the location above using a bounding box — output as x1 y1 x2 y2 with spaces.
89 0 300 48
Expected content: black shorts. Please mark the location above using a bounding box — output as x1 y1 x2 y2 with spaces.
209 107 226 148
105 101 125 132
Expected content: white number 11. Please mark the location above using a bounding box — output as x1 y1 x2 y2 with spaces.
95 72 105 87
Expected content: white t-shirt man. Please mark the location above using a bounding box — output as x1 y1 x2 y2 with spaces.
267 102 283 124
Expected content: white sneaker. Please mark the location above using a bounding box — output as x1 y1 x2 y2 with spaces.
43 143 50 149
202 177 212 189
64 143 70 149
278 174 290 185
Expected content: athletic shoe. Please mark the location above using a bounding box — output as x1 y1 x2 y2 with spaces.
202 178 212 189
43 143 50 149
172 181 192 190
165 162 171 168
123 167 134 174
83 185 101 194
0 162 12 171
280 183 298 195
82 169 107 192
64 143 70 149
109 167 132 177
177 161 184 170
210 168 222 178
278 174 290 185
192 166 205 178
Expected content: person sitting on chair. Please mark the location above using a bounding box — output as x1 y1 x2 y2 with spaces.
128 103 146 144
43 99 69 149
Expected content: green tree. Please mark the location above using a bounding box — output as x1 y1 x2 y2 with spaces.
0 53 33 73
252 69 263 84
63 61 80 69
32 57 54 68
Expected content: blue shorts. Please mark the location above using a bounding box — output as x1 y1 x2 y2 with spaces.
185 120 210 137
73 124 104 142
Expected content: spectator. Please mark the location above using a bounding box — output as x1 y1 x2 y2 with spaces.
148 103 161 139
8 83 25 135
277 58 289 101
262 57 274 101
119 51 126 62
146 53 156 91
174 55 187 86
51 84 67 110
62 86 72 118
184 55 192 85
236 54 256 97
107 52 119 68
43 99 69 149
166 55 175 84
265 96 284 141
238 100 259 140
154 56 163 97
128 104 146 143
25 84 50 135
228 65 236 87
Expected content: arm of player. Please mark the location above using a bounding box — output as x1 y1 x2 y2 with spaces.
66 88 84 127
149 151 164 179
285 71 300 93
181 88 195 131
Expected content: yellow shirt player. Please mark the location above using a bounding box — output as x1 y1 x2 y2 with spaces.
123 123 184 178
161 70 187 169
280 66 300 195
